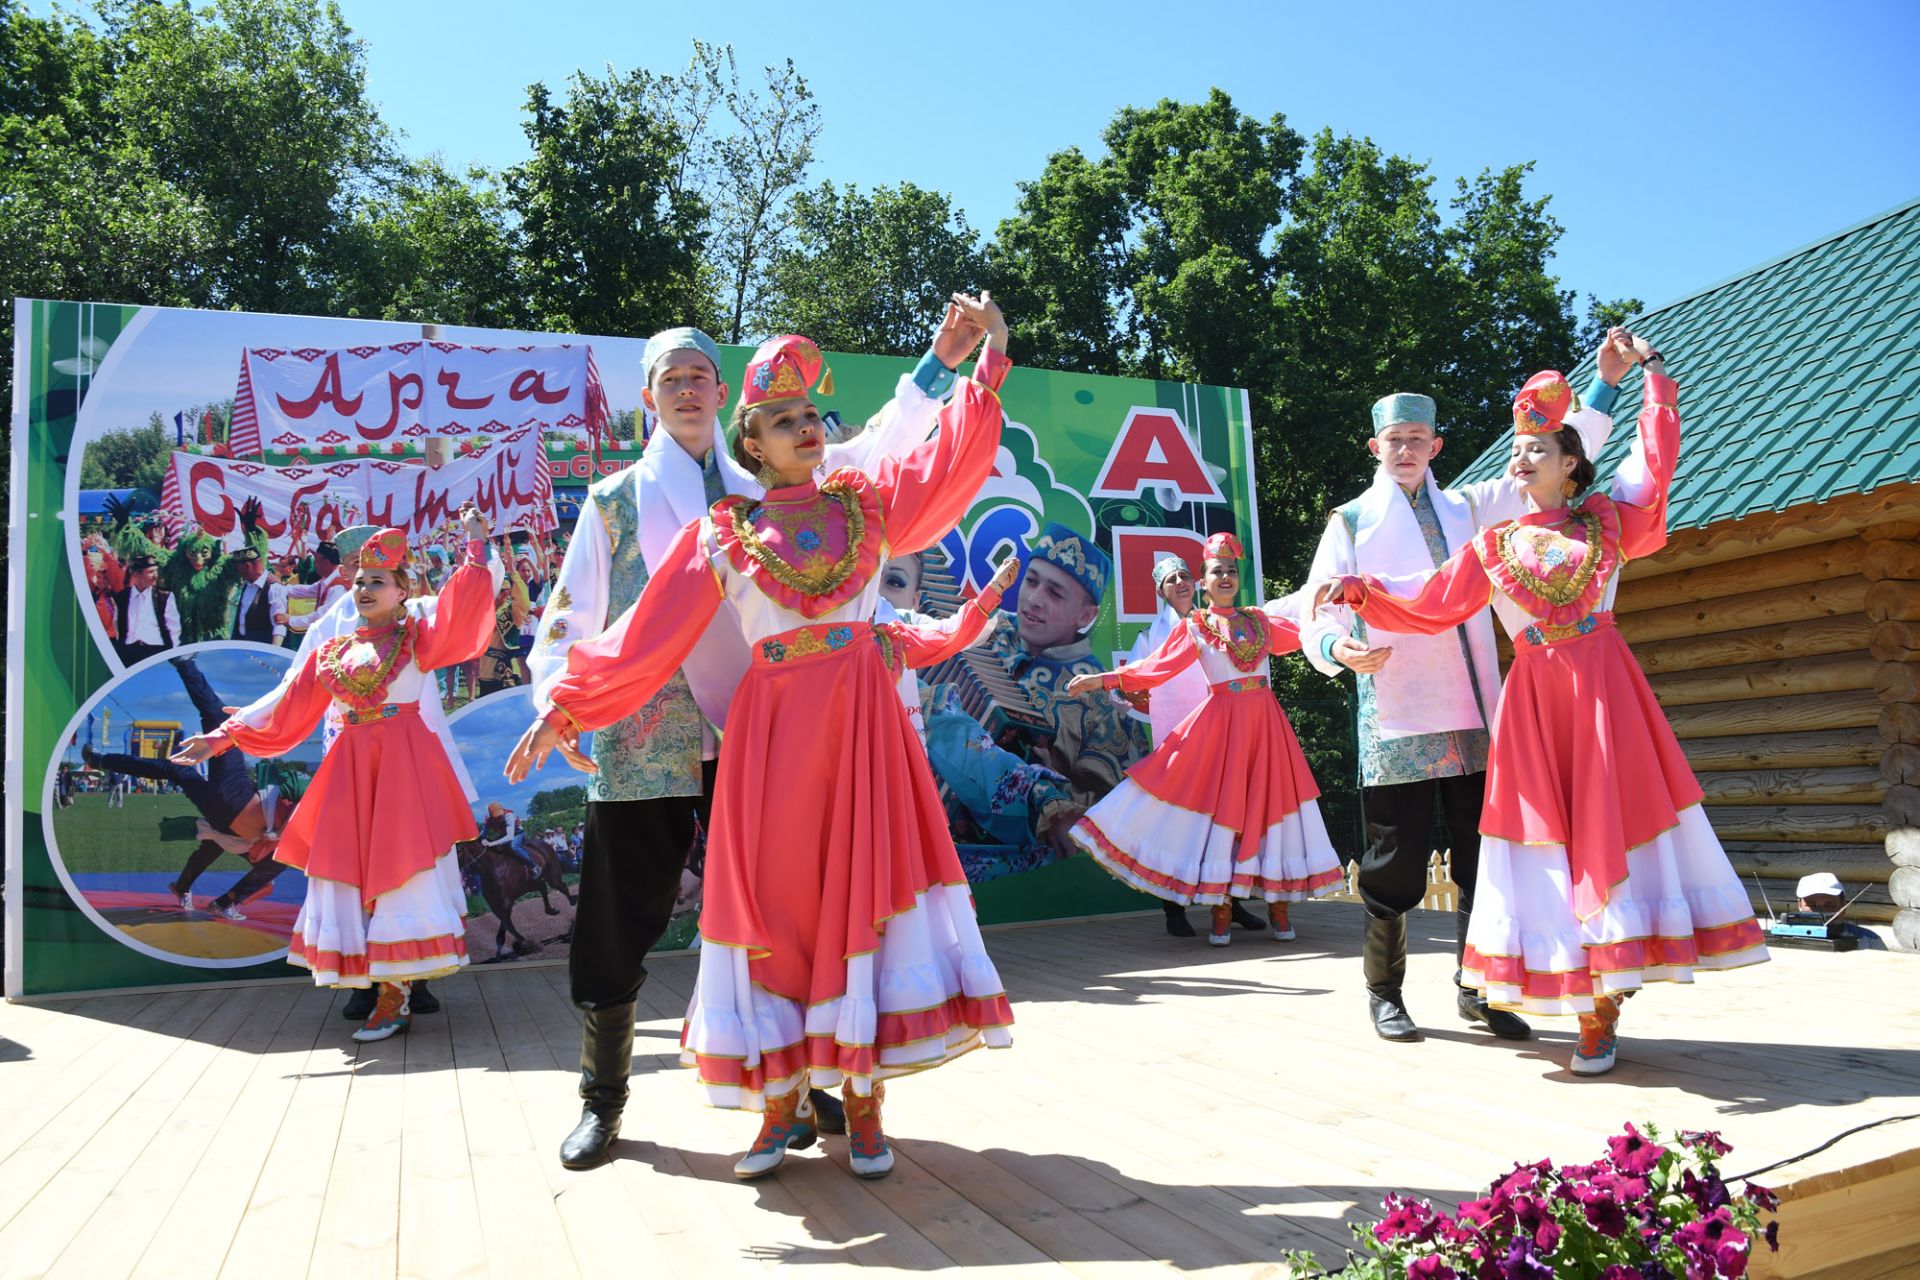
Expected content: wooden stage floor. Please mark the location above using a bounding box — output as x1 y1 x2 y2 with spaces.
2 901 1917 1279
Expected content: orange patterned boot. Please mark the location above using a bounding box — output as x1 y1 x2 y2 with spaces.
351 982 411 1043
1572 994 1622 1076
733 1088 818 1179
1208 904 1233 947
843 1081 893 1179
1268 901 1295 941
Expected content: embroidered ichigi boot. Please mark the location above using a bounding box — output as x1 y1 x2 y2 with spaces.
1268 901 1294 942
1363 912 1418 1041
733 1088 819 1179
560 1003 637 1169
1454 907 1530 1040
1208 904 1234 947
1573 994 1625 1076
843 1081 894 1179
352 982 411 1043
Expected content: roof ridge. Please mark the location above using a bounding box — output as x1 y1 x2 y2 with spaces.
1626 193 1920 323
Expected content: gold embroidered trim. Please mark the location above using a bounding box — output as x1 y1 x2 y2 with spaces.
318 621 414 710
1495 511 1603 608
729 478 867 598
1191 609 1267 672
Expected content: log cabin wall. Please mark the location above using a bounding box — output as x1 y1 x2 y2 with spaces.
1606 483 1920 940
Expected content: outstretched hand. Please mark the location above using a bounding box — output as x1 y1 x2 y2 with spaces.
504 715 596 783
1064 671 1105 696
459 501 489 544
169 732 223 765
986 554 1021 595
238 497 264 533
931 299 987 368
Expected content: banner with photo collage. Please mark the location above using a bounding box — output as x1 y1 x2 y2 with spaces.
6 299 1260 998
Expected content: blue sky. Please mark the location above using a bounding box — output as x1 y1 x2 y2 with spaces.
449 686 595 825
71 646 320 764
312 0 1919 315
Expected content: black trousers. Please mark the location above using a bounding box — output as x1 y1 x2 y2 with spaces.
569 758 716 1011
1356 770 1486 919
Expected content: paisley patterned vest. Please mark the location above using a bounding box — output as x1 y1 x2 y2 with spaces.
584 467 708 802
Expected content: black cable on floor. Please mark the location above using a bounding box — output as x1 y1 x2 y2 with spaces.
1729 1111 1920 1183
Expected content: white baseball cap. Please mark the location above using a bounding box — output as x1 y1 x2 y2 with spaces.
1796 872 1843 898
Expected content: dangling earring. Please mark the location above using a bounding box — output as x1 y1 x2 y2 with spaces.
1560 477 1579 500
754 458 781 489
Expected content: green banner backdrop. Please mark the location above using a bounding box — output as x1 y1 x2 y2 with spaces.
5 299 1259 997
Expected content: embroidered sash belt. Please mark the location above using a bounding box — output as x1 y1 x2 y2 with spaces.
1514 610 1615 652
755 620 875 666
1212 675 1271 693
340 702 416 727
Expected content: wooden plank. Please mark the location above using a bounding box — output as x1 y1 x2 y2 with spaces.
219 987 359 1280
396 991 489 1280
1620 484 1920 581
1696 766 1885 806
0 995 166 1164
1646 653 1879 708
1619 538 1869 612
1618 576 1870 646
1754 1160 1920 1279
129 983 339 1280
1666 689 1881 740
1723 843 1895 884
1635 615 1870 675
0 985 265 1278
1707 805 1886 844
1682 728 1881 772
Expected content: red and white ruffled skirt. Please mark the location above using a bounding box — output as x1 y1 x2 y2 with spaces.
1462 622 1767 1015
1072 678 1342 906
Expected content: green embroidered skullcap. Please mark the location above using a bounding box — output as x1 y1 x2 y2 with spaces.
1371 392 1439 434
332 525 381 565
643 326 723 382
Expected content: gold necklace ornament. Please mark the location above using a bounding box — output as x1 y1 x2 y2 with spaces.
319 619 415 710
1495 510 1604 608
1192 608 1268 672
729 478 867 597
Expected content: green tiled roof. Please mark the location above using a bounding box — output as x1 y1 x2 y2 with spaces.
1452 196 1920 530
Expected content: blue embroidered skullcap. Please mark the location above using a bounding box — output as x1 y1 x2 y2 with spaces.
1027 522 1112 603
642 326 723 383
1151 554 1190 588
1371 392 1439 434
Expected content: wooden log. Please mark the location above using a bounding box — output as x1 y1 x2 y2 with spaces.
1616 538 1866 612
1881 702 1920 744
1665 689 1880 740
1880 743 1920 786
1892 866 1920 910
1721 843 1894 884
1621 483 1920 581
1889 827 1920 867
1697 767 1884 806
1867 579 1920 623
1894 909 1920 949
1634 614 1869 675
1885 785 1920 828
1681 727 1881 772
1644 653 1877 707
1705 805 1886 843
1862 537 1920 582
1874 660 1920 703
1617 576 1870 645
1870 619 1920 663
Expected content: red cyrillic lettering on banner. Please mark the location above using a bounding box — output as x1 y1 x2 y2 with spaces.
359 371 425 439
275 353 365 419
1091 408 1224 502
437 368 493 410
510 369 570 405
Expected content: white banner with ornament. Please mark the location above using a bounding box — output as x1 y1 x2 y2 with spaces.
162 427 555 555
228 340 608 456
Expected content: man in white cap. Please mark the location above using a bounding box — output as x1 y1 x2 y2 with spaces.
529 311 990 1169
1302 334 1632 1043
1794 873 1886 949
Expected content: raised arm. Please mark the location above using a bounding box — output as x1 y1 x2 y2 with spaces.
1608 356 1681 560
887 562 1013 668
823 300 993 475
541 519 725 737
526 496 612 713
1330 543 1495 637
411 539 499 671
1094 620 1202 694
873 355 1011 555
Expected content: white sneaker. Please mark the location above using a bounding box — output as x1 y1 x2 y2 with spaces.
176 891 194 911
210 902 247 922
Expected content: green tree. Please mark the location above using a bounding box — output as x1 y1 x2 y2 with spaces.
508 68 709 339
757 181 984 356
76 417 171 493
329 156 527 329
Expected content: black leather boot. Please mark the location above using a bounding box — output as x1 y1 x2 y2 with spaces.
560 1003 635 1169
1162 900 1196 937
341 986 377 1021
1455 908 1531 1040
808 1087 847 1134
1364 913 1419 1041
410 981 441 1014
1230 900 1266 931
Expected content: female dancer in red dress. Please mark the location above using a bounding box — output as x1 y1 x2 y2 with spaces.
1321 337 1767 1075
1065 532 1343 945
171 504 497 1043
509 297 1014 1180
